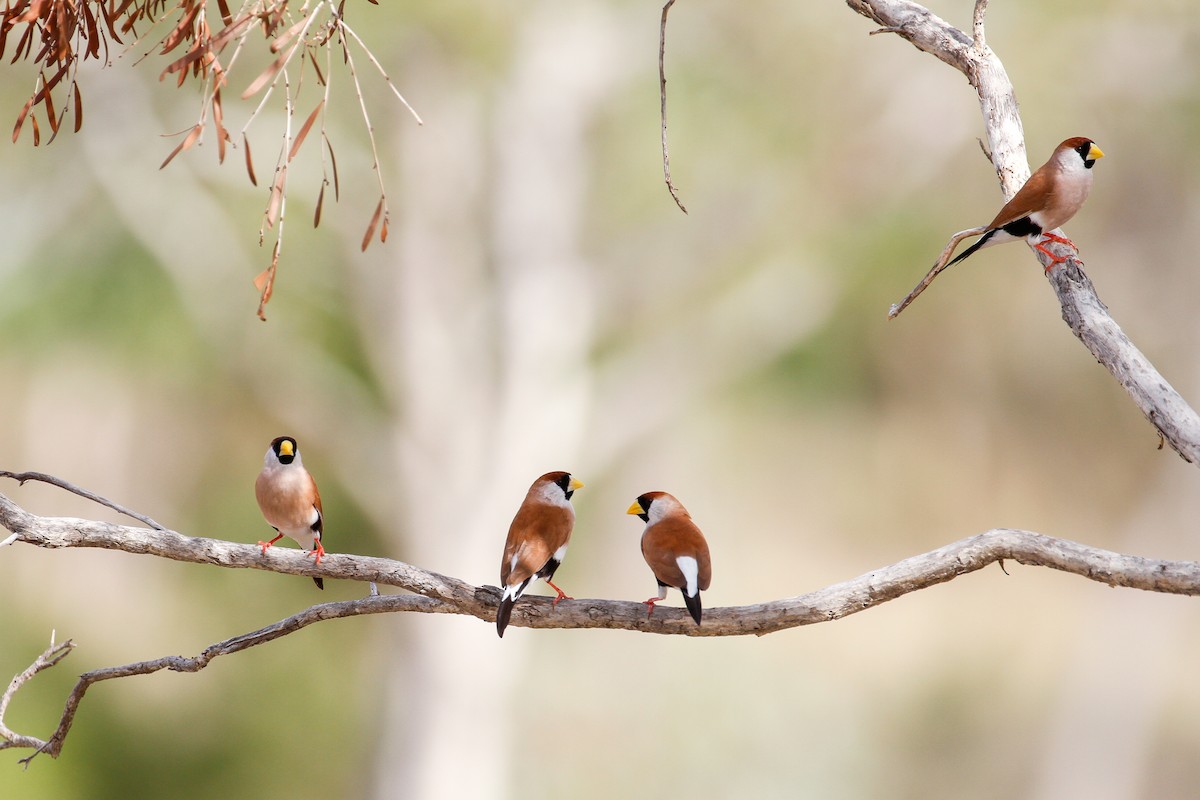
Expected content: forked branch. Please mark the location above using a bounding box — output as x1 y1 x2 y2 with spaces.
3 482 1199 762
848 0 1200 463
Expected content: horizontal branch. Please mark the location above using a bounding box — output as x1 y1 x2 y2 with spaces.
4 486 1199 762
4 490 1199 637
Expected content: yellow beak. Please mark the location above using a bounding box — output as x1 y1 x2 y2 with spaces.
279 440 295 457
1088 143 1105 160
626 501 643 516
569 477 584 492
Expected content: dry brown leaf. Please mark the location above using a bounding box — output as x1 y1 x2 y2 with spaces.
241 53 285 100
288 99 323 162
243 132 257 185
327 139 339 200
309 50 325 86
161 3 202 55
72 82 82 132
30 112 39 145
159 124 201 169
255 242 281 321
266 169 285 227
43 81 57 133
362 196 384 251
213 90 227 163
12 96 34 143
313 182 325 228
270 18 307 54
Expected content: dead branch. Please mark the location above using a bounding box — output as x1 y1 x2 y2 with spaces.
848 0 1200 463
659 0 687 213
4 481 1200 761
887 225 988 317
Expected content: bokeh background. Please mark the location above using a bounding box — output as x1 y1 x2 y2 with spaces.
3 1 1200 797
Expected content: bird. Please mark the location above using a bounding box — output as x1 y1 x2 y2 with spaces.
627 491 711 625
255 435 326 590
945 137 1104 270
496 471 583 637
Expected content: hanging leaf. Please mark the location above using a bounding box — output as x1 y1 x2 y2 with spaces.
313 182 325 228
241 53 285 100
288 99 323 162
327 138 339 200
243 132 257 185
72 81 82 132
270 18 307 54
213 89 227 163
266 169 286 228
255 241 281 321
361 196 384 251
13 96 34 143
159 124 202 169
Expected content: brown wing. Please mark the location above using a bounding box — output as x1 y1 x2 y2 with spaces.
641 515 711 591
985 157 1056 230
499 502 572 588
310 473 323 537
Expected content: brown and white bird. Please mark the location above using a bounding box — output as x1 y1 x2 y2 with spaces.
627 492 711 626
255 435 326 590
496 471 583 637
946 137 1104 269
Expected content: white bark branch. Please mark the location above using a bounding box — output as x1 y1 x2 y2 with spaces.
848 0 1200 463
4 484 1199 762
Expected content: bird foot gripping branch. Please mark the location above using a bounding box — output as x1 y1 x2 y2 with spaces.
495 472 584 637
888 138 1104 317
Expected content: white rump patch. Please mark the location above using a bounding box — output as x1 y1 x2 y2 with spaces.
676 556 699 597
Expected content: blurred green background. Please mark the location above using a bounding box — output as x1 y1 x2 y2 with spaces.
3 1 1200 798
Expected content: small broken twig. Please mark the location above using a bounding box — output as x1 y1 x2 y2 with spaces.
0 471 165 531
887 226 988 318
659 0 687 214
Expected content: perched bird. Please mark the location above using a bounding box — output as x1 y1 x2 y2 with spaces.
946 137 1104 269
627 492 711 626
496 471 584 637
255 435 326 589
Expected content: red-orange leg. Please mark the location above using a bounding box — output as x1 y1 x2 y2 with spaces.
1035 233 1078 272
642 598 660 618
257 533 284 555
307 538 327 565
545 579 573 606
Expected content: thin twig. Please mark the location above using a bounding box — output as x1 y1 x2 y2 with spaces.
887 226 988 318
338 20 423 125
972 0 989 49
659 0 687 214
0 596 448 764
0 472 165 530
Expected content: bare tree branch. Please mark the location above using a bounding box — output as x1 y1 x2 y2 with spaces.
659 0 687 213
847 0 1200 463
0 471 166 530
0 596 452 765
3 481 1199 762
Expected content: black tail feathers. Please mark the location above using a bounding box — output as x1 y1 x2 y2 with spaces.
496 596 515 638
683 590 703 626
